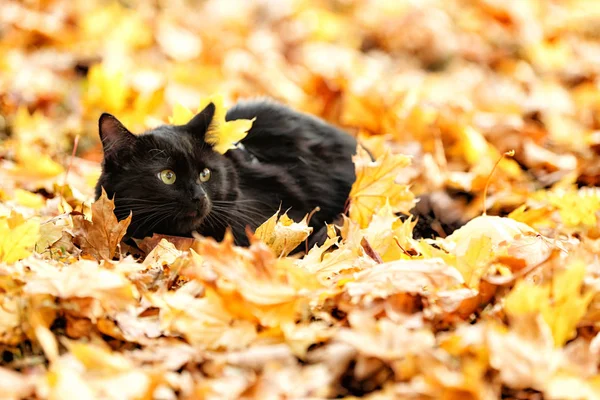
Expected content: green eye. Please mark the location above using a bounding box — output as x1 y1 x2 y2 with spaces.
158 169 176 184
199 168 211 182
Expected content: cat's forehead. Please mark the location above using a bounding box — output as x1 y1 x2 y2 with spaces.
138 126 213 160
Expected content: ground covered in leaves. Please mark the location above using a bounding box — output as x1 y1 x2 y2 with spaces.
1 0 600 399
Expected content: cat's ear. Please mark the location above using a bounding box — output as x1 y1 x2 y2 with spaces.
99 113 136 156
185 102 216 137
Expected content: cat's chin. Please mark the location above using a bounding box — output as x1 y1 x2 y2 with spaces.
175 214 206 235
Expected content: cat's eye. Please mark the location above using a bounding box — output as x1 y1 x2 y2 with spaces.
158 169 176 185
199 168 211 182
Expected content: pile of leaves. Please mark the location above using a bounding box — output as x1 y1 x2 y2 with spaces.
1 0 600 398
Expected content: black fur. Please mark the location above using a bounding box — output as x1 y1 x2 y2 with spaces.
95 99 357 247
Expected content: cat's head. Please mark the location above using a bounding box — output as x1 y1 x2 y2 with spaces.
95 103 240 239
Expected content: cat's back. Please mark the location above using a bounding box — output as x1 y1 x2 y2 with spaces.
226 99 357 227
226 99 357 158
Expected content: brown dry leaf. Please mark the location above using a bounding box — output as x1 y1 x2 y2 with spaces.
72 189 131 261
135 233 195 254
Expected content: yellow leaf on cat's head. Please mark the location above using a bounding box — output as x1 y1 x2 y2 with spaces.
199 94 255 154
168 95 256 154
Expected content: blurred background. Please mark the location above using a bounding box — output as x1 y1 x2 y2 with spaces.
1 0 599 220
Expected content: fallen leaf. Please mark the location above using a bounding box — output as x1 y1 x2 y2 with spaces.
0 212 40 264
505 260 594 347
72 189 131 261
255 210 313 257
349 147 415 228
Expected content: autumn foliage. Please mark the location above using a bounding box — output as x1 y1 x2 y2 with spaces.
1 0 600 399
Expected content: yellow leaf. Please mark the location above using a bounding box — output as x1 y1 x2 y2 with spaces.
255 210 313 257
504 278 550 316
67 342 133 373
457 235 493 288
505 260 593 347
348 147 415 228
81 3 152 49
0 212 40 263
199 94 255 154
36 219 67 253
168 102 195 125
508 204 555 228
9 144 64 180
84 63 129 113
14 189 45 209
544 187 600 228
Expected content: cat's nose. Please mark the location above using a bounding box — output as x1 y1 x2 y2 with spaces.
190 186 207 202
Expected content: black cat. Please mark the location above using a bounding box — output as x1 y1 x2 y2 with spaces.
95 99 358 248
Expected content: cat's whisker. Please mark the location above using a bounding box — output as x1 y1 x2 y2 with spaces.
131 209 178 238
210 203 269 217
114 197 170 204
210 209 266 224
209 208 258 233
144 213 174 235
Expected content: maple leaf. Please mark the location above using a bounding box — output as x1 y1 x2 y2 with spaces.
167 95 256 154
255 210 313 257
348 146 415 228
200 94 256 154
71 189 131 261
296 232 376 285
0 212 40 264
